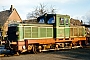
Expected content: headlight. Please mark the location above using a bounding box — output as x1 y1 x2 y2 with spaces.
16 32 19 35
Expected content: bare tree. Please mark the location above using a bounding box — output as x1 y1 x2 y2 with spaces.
50 5 56 14
27 3 56 19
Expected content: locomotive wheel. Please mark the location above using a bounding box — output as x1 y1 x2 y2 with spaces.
69 43 72 49
32 45 38 54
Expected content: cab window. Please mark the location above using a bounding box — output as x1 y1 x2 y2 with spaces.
39 18 44 23
60 18 64 25
47 17 55 24
65 18 69 25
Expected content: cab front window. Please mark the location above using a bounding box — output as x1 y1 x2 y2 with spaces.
39 18 45 23
47 17 55 24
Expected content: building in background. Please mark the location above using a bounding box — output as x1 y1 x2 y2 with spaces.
70 18 83 26
0 5 22 40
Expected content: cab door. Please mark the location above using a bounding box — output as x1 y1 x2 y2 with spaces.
64 18 70 38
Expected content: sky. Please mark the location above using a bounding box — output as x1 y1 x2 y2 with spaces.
0 0 90 23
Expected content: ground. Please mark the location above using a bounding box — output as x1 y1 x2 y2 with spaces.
0 48 90 60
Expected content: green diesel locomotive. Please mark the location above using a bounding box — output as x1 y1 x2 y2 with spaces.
5 14 86 55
